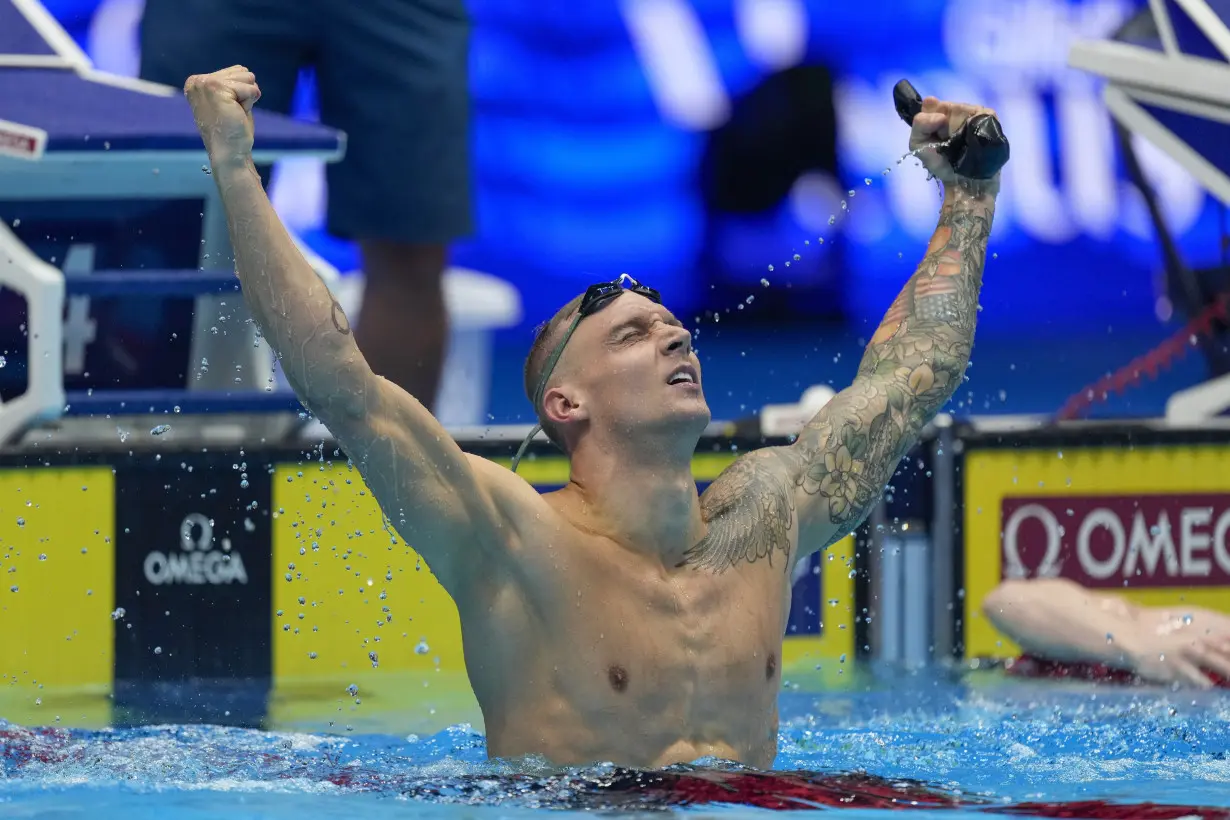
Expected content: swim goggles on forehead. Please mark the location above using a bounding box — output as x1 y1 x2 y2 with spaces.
510 274 662 473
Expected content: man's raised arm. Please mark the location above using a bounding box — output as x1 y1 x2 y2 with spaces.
187 67 503 594
788 98 998 552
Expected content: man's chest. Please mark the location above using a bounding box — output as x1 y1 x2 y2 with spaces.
528 552 791 708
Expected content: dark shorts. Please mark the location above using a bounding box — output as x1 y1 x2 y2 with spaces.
139 0 473 245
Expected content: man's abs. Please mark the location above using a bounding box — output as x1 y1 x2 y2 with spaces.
455 545 787 769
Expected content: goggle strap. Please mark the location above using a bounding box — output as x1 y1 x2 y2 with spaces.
510 424 540 474
530 313 584 410
514 313 584 474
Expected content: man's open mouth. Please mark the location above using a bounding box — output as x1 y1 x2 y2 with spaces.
668 365 698 386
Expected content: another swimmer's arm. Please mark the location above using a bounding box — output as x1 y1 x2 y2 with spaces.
983 578 1142 665
211 160 504 593
986 579 1230 686
786 186 994 552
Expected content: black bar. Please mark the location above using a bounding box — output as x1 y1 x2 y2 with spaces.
63 389 305 416
65 270 241 298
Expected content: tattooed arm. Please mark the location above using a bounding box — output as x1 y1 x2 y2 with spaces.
688 186 994 574
209 143 504 596
787 185 993 551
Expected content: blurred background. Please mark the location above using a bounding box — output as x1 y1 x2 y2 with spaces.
4 2 1230 800
33 0 1223 422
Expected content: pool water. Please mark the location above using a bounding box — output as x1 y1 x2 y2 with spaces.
2 669 1229 818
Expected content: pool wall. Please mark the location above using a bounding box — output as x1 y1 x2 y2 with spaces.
0 432 856 730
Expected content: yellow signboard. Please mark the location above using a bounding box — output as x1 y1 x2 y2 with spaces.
963 444 1230 659
0 466 115 727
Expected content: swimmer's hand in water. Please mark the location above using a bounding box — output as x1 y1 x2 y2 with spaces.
184 65 262 169
909 97 1001 196
1127 622 1230 689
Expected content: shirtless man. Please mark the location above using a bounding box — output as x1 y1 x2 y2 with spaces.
186 66 999 768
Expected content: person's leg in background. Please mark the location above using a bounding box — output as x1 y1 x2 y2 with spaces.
316 0 472 409
139 0 312 188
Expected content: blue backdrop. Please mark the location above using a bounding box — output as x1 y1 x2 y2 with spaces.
46 0 1225 342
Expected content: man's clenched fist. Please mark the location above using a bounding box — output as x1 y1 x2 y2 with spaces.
909 96 1000 193
184 65 262 169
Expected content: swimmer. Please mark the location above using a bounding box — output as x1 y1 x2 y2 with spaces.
185 66 1000 768
984 578 1230 688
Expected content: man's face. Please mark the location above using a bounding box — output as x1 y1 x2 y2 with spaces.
544 292 710 442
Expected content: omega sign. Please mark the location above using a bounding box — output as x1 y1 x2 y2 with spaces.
1001 495 1230 588
143 512 248 586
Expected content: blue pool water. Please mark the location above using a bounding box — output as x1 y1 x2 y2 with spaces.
2 670 1229 818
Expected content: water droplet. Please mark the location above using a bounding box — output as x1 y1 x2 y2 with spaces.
308 651 318 659
150 424 171 436
1182 614 1193 625
16 517 24 527
415 640 430 655
1106 633 1114 644
346 683 359 696
828 215 836 225
111 607 126 620
153 646 162 655
0 356 7 368
792 254 801 262
760 278 770 288
201 165 212 175
369 651 379 668
9 585 17 593
865 177 872 185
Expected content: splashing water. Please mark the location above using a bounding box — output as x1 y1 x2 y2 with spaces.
1 674 1227 818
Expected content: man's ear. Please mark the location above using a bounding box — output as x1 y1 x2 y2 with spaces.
543 386 589 427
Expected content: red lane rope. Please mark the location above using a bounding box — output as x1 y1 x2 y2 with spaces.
1055 294 1230 421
